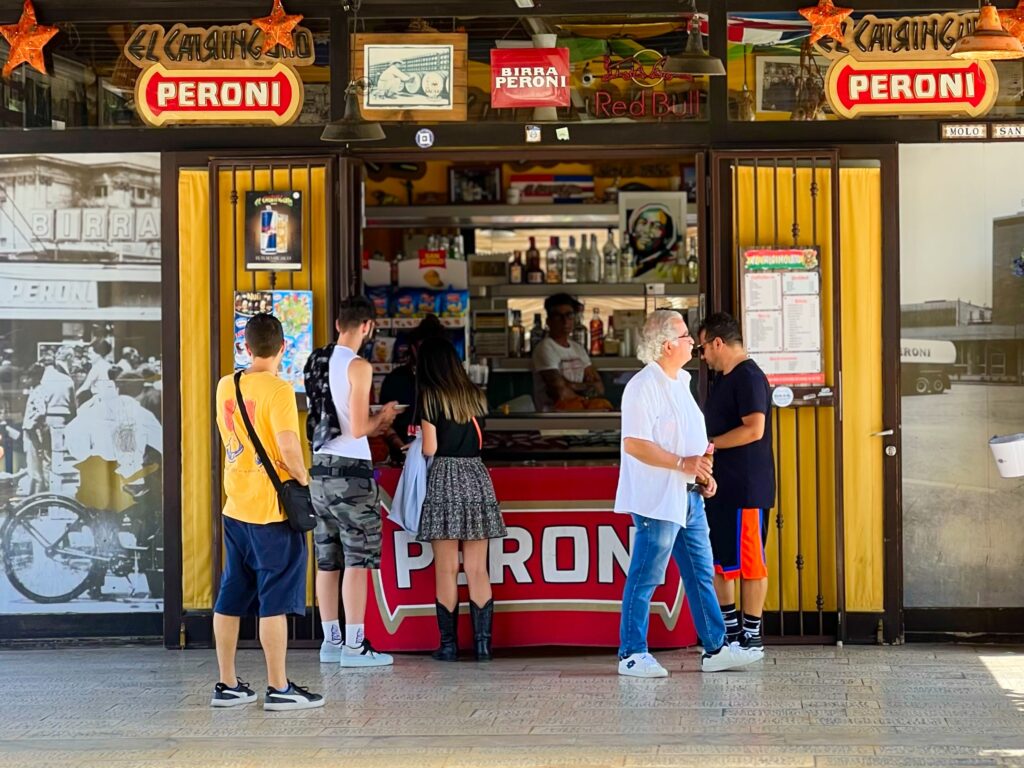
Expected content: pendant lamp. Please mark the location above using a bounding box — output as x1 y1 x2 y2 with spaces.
321 78 386 142
951 1 1024 60
663 15 726 76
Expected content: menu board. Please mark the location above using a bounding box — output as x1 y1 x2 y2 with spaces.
233 290 314 392
740 247 825 387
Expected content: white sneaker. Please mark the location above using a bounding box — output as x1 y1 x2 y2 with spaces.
339 639 394 668
618 652 669 678
320 640 343 663
701 643 762 673
732 640 765 663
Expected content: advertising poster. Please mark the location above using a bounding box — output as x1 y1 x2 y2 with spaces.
244 191 303 272
234 290 313 392
0 152 164 618
490 48 571 109
740 247 825 387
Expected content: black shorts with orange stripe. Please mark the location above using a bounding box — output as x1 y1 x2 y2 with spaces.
708 507 769 581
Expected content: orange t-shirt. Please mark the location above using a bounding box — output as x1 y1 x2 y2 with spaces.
215 371 298 525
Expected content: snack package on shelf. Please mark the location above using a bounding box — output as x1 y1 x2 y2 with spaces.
439 289 469 319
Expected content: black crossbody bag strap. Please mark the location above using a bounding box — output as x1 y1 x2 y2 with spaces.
234 371 284 494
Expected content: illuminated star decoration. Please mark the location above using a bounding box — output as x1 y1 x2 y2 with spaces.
799 0 854 47
251 0 303 54
999 0 1024 44
0 0 59 79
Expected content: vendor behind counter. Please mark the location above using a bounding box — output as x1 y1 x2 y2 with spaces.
531 293 612 413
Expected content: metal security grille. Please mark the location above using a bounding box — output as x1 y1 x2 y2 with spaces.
710 151 845 643
207 156 341 648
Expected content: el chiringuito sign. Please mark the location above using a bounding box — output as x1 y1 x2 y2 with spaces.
124 0 313 126
802 3 999 119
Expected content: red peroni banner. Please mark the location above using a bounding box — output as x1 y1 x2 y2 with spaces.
490 48 571 109
367 466 697 651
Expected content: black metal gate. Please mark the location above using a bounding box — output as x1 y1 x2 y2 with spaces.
710 151 846 643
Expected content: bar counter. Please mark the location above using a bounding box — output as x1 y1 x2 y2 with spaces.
366 461 698 653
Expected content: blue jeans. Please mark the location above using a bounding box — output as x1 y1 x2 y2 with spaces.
618 491 726 657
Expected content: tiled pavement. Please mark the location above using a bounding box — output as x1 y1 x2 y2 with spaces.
2 644 1024 767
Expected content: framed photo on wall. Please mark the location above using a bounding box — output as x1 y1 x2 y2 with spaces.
618 191 686 281
449 165 502 204
755 55 830 115
351 33 468 121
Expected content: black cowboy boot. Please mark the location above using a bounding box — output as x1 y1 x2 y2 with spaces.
432 601 459 661
470 599 494 662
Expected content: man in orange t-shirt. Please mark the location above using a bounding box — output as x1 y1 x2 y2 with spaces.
210 313 324 712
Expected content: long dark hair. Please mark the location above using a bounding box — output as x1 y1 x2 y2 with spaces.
416 338 486 424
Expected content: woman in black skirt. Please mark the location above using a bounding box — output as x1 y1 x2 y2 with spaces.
416 338 506 661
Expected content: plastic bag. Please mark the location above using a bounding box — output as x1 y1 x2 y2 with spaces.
387 434 431 535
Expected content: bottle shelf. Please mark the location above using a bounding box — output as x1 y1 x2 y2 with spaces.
485 282 700 298
364 203 697 229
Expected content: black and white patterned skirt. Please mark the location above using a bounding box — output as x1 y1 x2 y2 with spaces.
417 457 506 542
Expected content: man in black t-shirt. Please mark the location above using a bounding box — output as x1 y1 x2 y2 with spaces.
698 313 775 656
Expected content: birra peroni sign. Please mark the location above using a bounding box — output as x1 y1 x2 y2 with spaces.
816 12 999 119
124 23 314 126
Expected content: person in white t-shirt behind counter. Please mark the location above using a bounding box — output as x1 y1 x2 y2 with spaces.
614 309 763 678
530 293 609 412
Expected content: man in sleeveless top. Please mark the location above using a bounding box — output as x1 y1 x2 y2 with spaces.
311 297 399 667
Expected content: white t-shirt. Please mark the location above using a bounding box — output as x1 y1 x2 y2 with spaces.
614 363 709 526
319 345 372 460
531 337 592 411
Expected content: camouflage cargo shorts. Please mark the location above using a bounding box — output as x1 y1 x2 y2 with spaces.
310 455 381 570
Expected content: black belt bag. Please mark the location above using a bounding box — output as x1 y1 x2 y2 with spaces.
234 371 318 533
309 462 375 480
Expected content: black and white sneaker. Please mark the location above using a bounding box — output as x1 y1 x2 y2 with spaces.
263 681 325 711
210 678 257 707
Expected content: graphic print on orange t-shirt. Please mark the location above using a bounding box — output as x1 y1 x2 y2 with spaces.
223 398 256 462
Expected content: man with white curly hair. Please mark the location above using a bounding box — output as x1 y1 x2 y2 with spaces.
614 309 762 677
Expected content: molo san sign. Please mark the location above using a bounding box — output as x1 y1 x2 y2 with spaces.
814 11 998 119
490 48 570 108
124 19 314 126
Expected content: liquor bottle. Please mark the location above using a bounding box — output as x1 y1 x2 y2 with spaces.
586 233 602 284
453 233 466 260
686 237 699 284
528 313 545 354
672 242 687 284
509 250 524 284
619 244 636 283
563 235 579 284
546 236 563 284
526 237 544 284
589 307 605 357
603 315 620 356
602 228 619 284
572 307 589 350
576 235 591 283
509 309 525 358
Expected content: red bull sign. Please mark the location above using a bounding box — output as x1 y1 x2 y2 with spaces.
815 11 999 119
124 21 313 126
366 466 697 651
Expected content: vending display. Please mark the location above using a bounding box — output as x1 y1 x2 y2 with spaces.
233 289 314 392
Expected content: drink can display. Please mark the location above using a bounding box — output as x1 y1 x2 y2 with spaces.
260 206 277 255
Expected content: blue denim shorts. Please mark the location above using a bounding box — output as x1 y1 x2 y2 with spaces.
214 517 307 618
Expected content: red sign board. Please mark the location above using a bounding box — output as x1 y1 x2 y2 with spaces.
367 466 697 651
417 248 447 270
137 64 302 126
826 57 997 119
490 48 570 109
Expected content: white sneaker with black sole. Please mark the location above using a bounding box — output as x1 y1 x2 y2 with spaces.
263 682 325 711
701 643 762 673
210 678 257 707
618 652 669 678
339 639 394 668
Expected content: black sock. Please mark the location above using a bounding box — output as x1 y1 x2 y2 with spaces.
721 603 740 645
742 613 763 649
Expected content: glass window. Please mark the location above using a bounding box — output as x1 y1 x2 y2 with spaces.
0 20 330 129
899 143 1024 608
0 152 165 615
